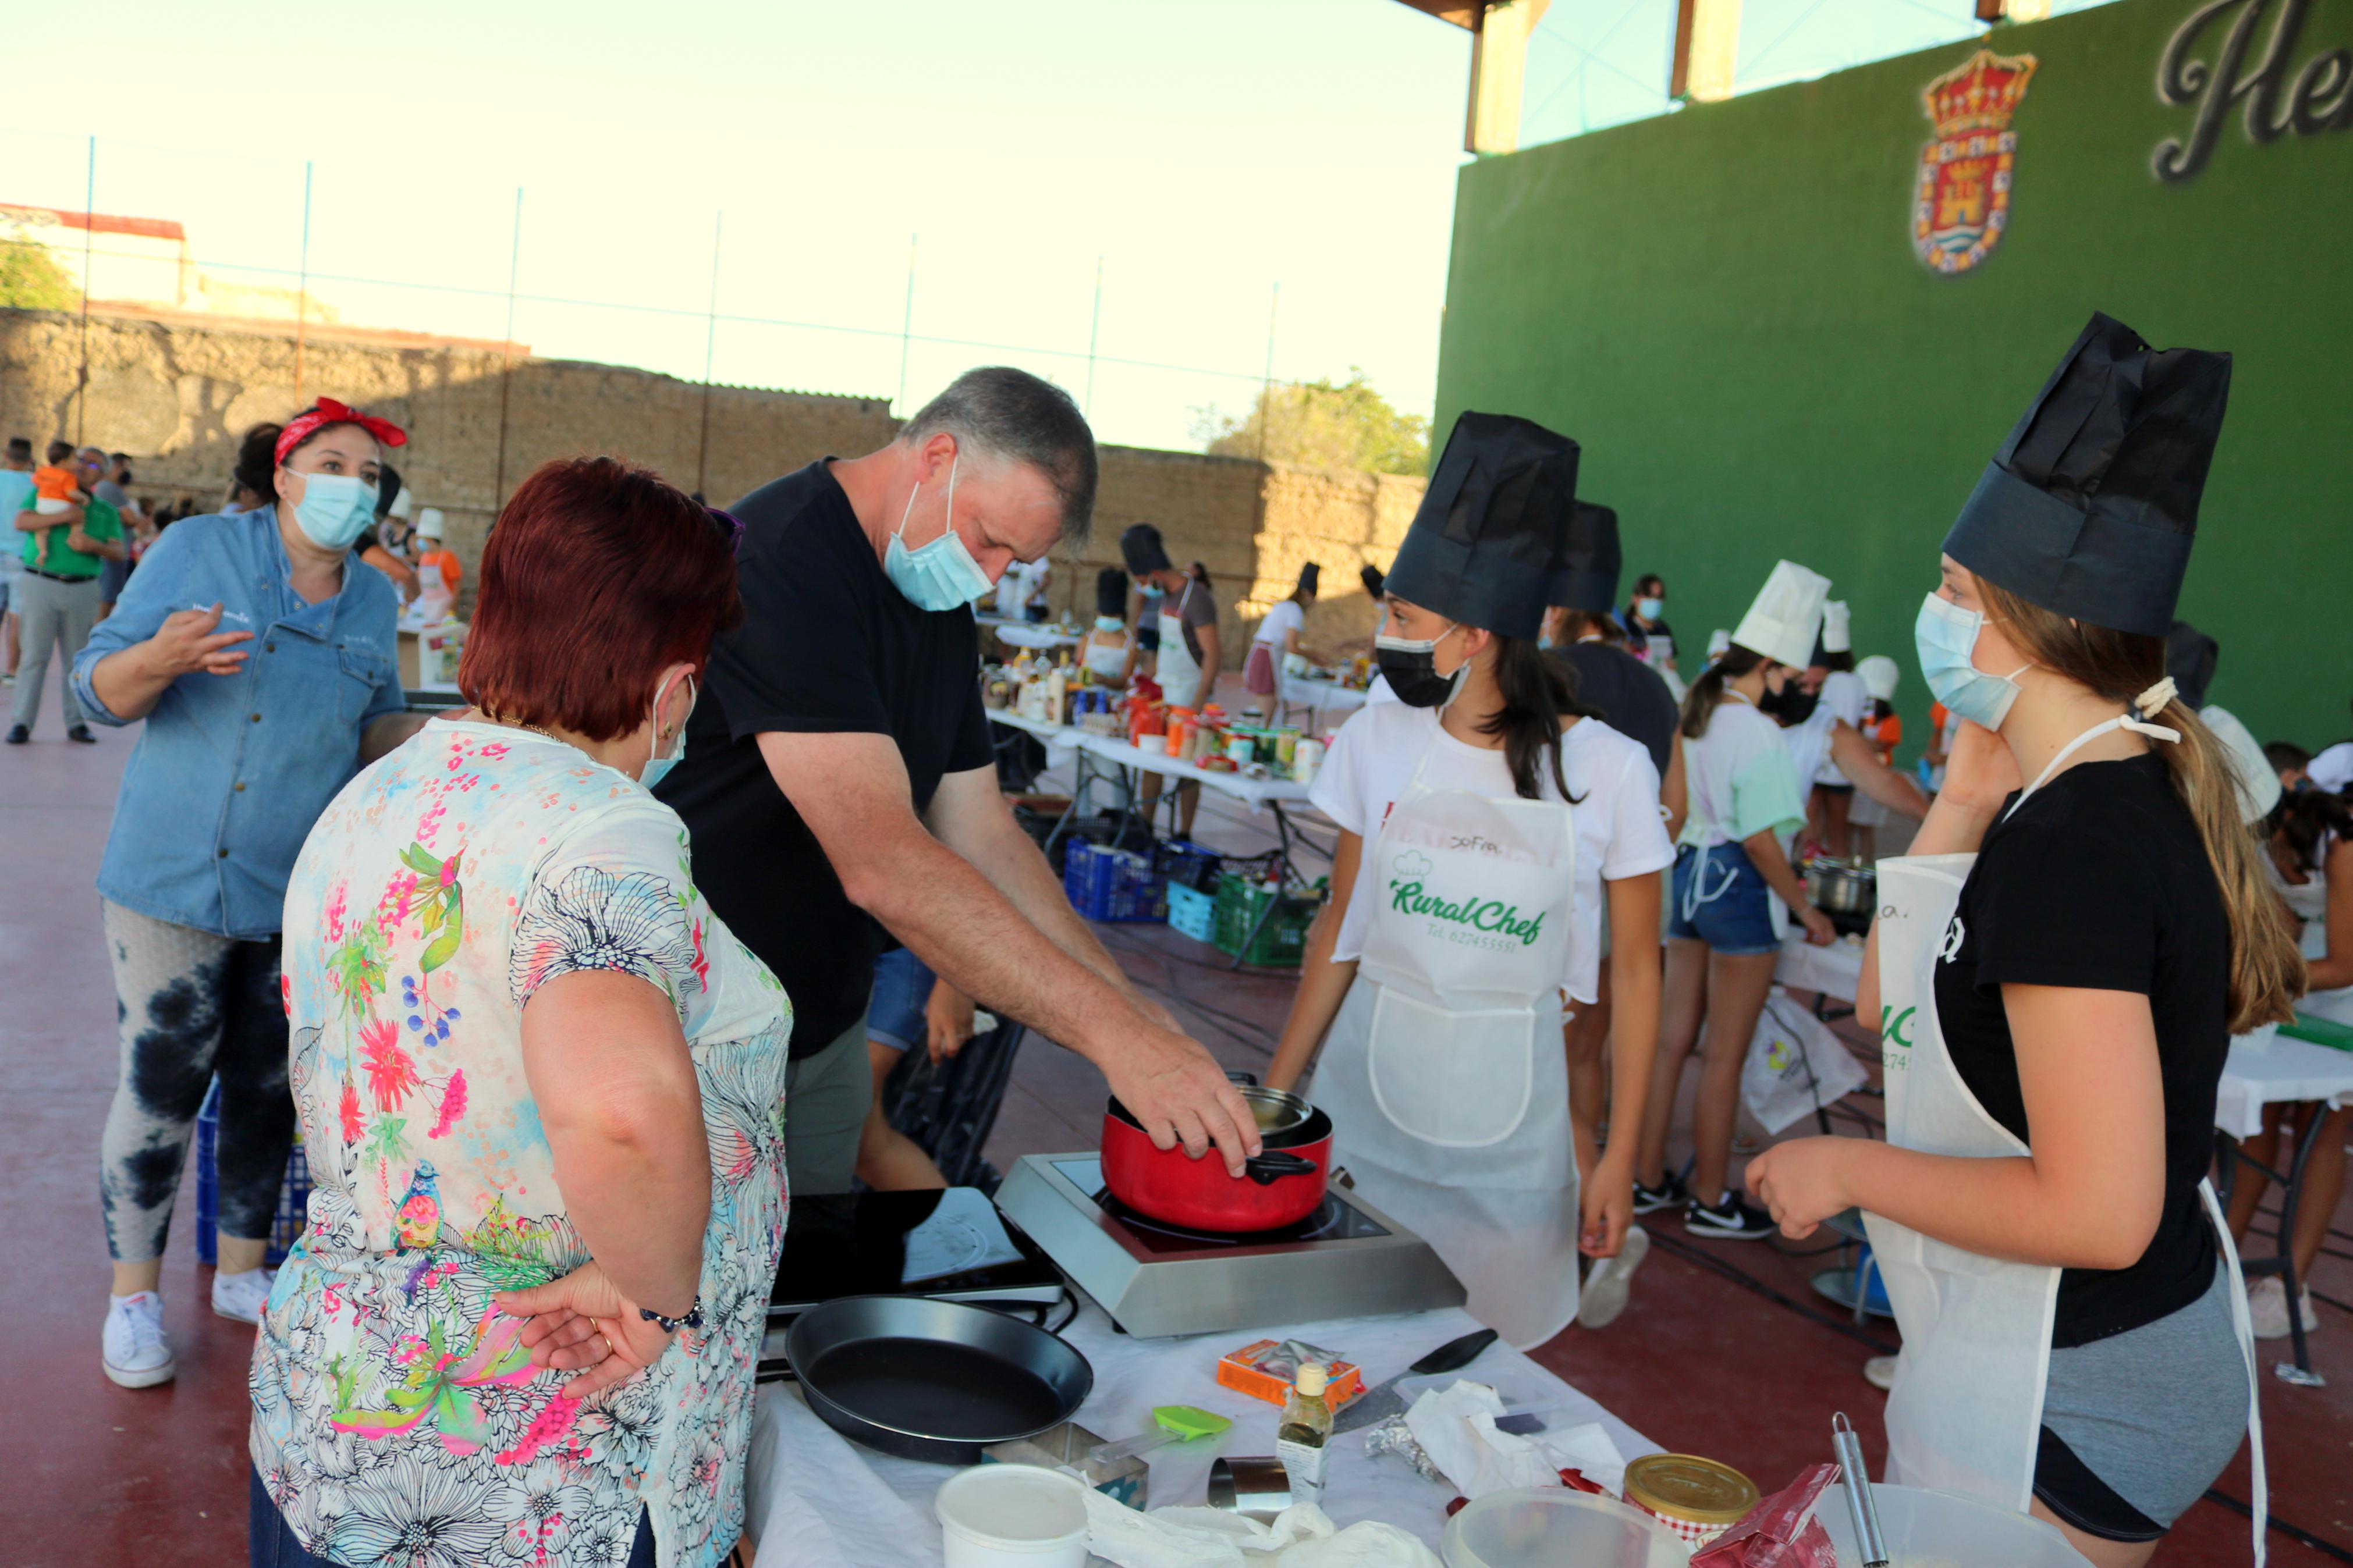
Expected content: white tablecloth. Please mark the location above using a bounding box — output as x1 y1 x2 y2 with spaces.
2213 1029 2353 1138
1282 675 1368 716
1773 933 1867 1004
743 1301 1658 1568
1077 733 1316 815
988 709 1081 768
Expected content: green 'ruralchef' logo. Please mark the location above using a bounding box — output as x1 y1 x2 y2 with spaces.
1388 850 1546 948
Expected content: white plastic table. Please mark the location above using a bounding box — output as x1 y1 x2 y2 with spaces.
986 621 1083 652
1773 933 1866 1005
986 708 1080 769
2214 1028 2353 1385
742 1300 1659 1568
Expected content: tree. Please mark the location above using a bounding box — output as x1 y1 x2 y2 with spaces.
0 241 77 312
1194 367 1429 475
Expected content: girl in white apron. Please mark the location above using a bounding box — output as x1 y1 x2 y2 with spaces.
1630 561 1839 1240
1745 314 2292 1567
1261 411 1674 1350
2226 780 2352 1341
1118 527 1222 838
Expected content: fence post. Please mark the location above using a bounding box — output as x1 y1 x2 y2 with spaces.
491 187 523 518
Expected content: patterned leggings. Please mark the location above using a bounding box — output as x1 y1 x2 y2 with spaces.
100 899 295 1263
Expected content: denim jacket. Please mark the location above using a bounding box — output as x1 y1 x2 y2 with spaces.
73 510 405 937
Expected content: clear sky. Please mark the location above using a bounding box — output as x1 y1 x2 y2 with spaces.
6 0 2111 453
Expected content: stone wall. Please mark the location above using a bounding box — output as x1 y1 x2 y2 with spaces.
1 305 1422 647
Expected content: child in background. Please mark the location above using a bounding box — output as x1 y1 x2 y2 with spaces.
31 440 86 515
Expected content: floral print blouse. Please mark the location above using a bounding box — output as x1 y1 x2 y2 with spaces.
251 718 792 1568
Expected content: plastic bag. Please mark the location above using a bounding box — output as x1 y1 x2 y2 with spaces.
1741 988 1869 1136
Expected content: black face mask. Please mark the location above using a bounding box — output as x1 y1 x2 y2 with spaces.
1375 635 1463 709
1758 680 1820 726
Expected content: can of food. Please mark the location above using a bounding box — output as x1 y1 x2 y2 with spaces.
1292 738 1324 783
1228 737 1255 766
1621 1453 1760 1549
1275 729 1300 767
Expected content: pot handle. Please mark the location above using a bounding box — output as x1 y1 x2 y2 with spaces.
1243 1150 1319 1186
1226 1071 1261 1088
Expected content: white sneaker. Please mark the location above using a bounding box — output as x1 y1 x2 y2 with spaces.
102 1292 177 1388
2248 1276 2320 1340
1578 1225 1651 1329
212 1265 278 1325
1863 1355 1897 1391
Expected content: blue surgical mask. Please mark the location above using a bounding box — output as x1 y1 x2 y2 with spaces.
289 472 377 551
1635 596 1663 621
1914 592 2029 731
640 672 694 791
1094 615 1124 633
883 457 993 611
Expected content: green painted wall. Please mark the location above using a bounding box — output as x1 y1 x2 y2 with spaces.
1435 0 2353 755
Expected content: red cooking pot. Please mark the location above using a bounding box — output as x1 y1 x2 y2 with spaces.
1101 1083 1333 1232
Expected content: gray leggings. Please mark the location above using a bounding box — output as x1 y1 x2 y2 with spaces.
99 899 295 1263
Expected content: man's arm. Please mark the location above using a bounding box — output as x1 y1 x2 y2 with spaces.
757 731 1259 1169
16 502 73 531
1828 722 1930 820
923 764 1176 1024
1193 622 1222 688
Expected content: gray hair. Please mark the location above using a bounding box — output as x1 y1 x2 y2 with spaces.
902 367 1096 542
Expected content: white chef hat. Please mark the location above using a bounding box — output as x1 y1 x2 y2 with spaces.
1821 599 1852 655
387 488 414 521
1857 655 1901 703
2201 706 2281 824
414 507 444 540
1731 560 1830 670
1706 627 1732 662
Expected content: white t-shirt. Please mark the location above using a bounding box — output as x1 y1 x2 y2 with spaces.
1308 701 1673 1004
0 468 31 578
1683 694 1807 850
1811 670 1869 785
993 558 1048 617
1254 599 1305 648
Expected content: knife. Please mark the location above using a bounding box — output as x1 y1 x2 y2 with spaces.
1331 1327 1500 1434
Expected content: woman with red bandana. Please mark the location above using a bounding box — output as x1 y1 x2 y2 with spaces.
73 399 425 1389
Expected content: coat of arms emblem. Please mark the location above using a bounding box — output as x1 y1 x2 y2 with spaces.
1912 48 2038 276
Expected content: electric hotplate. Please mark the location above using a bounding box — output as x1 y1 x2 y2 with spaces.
769 1187 1067 1318
992 1154 1465 1339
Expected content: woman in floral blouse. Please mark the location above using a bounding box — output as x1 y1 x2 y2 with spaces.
250 457 786 1568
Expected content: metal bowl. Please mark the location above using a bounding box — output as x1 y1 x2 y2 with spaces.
1237 1083 1315 1139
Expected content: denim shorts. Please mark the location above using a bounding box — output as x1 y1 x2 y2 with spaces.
865 945 937 1054
1667 842 1780 956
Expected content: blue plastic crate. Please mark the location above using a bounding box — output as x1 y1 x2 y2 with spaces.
1166 881 1218 943
194 1078 312 1267
1063 842 1168 923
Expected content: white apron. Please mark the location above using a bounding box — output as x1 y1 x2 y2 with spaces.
1310 735 1582 1348
1864 719 2267 1562
1156 584 1205 708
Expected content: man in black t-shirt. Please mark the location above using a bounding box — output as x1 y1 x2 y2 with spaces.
658 367 1258 1196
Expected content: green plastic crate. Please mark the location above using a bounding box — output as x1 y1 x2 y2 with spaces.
1212 878 1316 968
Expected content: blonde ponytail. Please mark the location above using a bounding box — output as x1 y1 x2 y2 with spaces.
1978 580 2305 1032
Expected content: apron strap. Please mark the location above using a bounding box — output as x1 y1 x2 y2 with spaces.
2002 679 2187 822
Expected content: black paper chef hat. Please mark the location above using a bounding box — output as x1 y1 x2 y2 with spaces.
1386 412 1580 639
1543 502 1621 616
1120 524 1172 577
1942 312 2231 638
1296 561 1320 596
1095 566 1128 620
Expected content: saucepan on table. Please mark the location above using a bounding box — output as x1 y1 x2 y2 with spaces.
1804 857 1876 916
1100 1080 1333 1232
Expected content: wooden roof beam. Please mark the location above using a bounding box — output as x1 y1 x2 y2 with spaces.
1670 0 1742 102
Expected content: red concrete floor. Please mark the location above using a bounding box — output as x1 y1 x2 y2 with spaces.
8 698 2350 1565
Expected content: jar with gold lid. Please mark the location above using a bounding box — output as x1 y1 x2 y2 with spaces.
1621 1453 1761 1548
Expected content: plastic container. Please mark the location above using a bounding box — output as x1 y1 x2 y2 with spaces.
1063 842 1167 923
1805 1482 2093 1567
935 1464 1091 1568
1212 878 1316 967
1166 881 1219 943
1442 1488 1687 1568
194 1078 311 1267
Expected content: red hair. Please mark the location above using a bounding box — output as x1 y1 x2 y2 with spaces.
459 457 741 741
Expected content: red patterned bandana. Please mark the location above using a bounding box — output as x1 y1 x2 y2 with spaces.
274 397 408 465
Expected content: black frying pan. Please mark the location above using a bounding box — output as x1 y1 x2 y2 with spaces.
785 1295 1094 1465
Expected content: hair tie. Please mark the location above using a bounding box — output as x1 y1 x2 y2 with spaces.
2123 676 2182 743
275 397 409 465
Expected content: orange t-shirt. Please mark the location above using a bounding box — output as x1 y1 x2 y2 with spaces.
417 549 462 591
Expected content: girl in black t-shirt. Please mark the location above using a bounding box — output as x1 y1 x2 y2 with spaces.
1746 558 2304 1564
